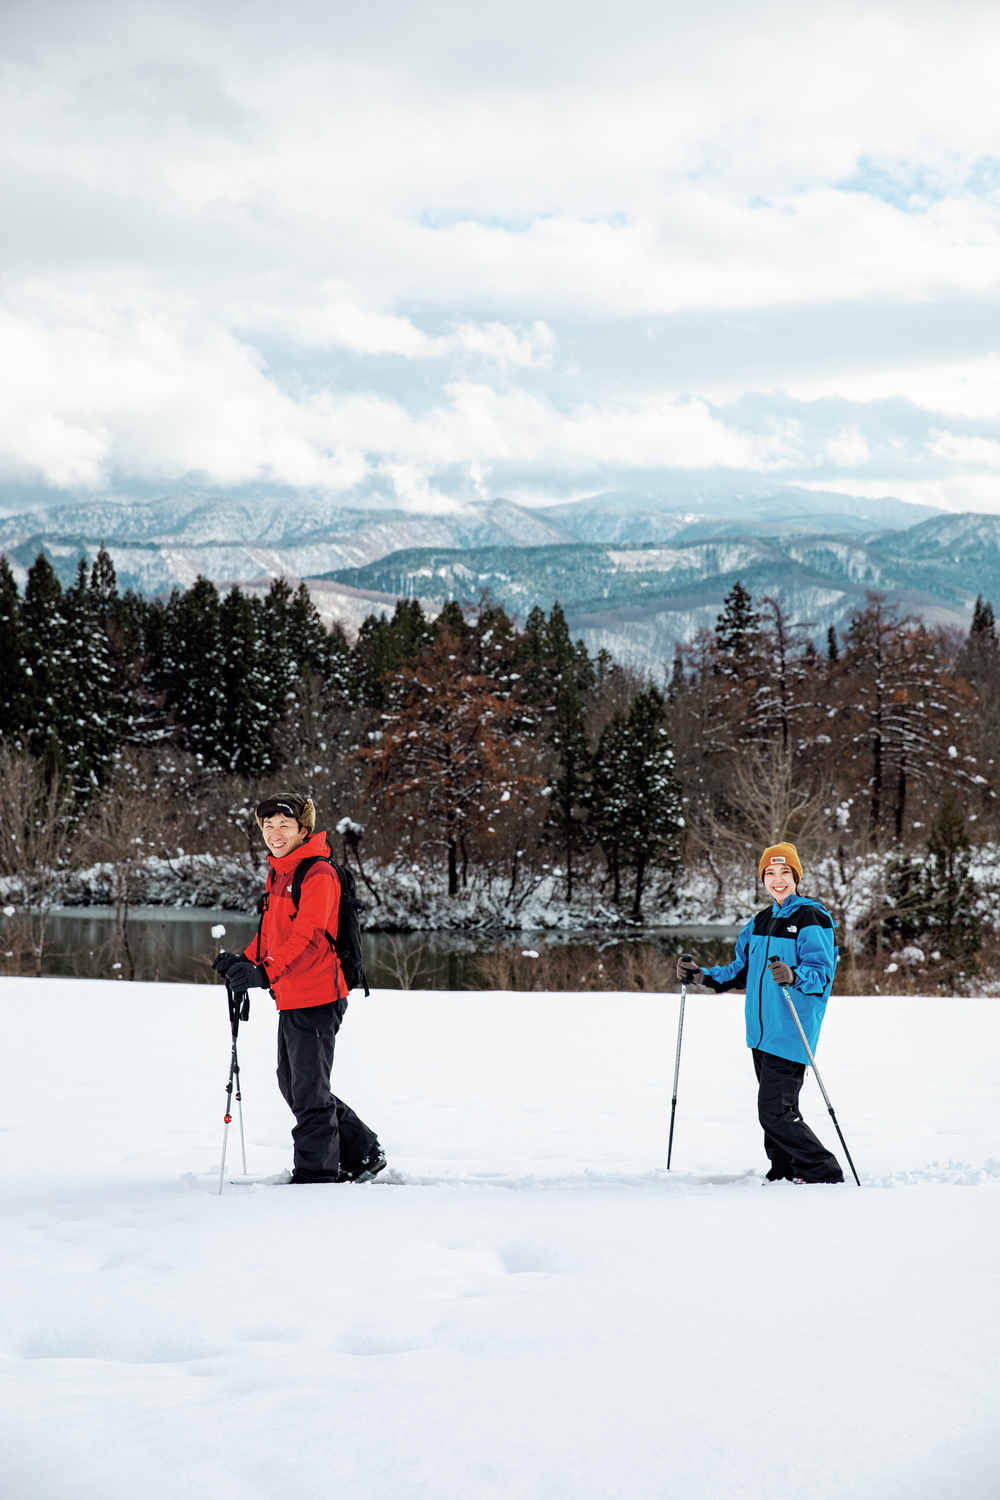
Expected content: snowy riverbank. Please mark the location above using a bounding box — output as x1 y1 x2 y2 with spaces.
24 842 1000 947
1 980 998 1498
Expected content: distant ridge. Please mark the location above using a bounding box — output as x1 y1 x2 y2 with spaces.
0 483 979 676
535 483 941 541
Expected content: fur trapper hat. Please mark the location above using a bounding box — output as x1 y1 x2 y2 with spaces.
255 794 316 833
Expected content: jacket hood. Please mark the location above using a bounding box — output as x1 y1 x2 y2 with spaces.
266 829 331 872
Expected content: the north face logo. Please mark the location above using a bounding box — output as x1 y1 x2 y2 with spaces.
787 925 797 933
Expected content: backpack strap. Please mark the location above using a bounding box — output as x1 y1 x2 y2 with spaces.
255 865 276 964
274 854 365 998
290 854 333 912
290 855 339 960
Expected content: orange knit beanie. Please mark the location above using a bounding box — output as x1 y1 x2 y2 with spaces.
758 842 802 881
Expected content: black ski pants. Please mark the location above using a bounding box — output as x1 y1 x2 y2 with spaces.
276 1000 379 1183
752 1048 844 1183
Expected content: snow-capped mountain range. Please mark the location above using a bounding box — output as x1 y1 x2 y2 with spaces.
1 485 994 673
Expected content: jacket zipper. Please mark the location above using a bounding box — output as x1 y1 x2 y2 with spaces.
758 905 784 1048
757 926 768 1047
758 896 798 1048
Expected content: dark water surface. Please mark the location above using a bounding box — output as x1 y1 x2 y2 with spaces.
22 907 741 988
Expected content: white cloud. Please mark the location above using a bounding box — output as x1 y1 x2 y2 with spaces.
790 355 1000 421
243 297 555 367
927 431 1000 469
0 287 789 496
3 0 1000 508
0 292 368 492
823 427 872 468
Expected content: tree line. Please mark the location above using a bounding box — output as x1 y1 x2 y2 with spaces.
666 584 996 984
0 547 997 982
0 550 682 921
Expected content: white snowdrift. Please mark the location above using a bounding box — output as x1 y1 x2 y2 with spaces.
0 980 998 1500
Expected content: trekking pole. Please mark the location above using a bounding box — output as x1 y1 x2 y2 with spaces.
776 980 861 1187
666 953 693 1169
218 981 250 1195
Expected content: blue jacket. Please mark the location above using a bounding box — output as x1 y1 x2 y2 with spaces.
701 892 838 1066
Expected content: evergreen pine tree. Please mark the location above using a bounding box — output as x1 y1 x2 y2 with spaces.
0 556 31 745
956 594 997 691
257 578 296 732
60 557 124 794
547 670 592 901
89 544 118 620
108 581 152 743
216 588 279 777
543 602 581 675
155 577 225 765
668 649 685 700
323 620 357 702
715 581 759 676
282 580 356 697
826 625 839 663
920 787 981 988
592 686 683 919
969 594 996 643
591 709 628 904
353 599 433 707
21 553 73 776
953 596 1000 789
469 600 518 680
434 599 473 647
509 600 594 727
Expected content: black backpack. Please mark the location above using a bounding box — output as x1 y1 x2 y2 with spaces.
256 856 370 997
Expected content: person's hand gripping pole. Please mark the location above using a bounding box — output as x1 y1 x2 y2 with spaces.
767 958 861 1187
668 953 703 1169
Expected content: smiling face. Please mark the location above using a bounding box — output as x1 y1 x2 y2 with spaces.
262 813 308 859
763 862 797 905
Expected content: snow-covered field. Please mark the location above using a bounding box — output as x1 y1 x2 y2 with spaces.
1 980 998 1500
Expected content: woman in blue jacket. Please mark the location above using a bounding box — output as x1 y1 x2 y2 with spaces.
678 842 844 1184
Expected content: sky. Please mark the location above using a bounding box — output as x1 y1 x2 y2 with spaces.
2 0 1000 515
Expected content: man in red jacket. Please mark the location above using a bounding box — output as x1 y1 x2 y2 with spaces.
213 794 384 1185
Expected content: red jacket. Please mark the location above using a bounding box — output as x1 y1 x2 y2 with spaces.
244 831 344 1011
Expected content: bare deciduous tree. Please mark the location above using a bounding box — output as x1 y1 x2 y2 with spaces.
80 757 170 980
0 743 78 973
691 740 833 887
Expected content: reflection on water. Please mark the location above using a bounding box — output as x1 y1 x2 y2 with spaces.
21 908 741 989
32 912 502 988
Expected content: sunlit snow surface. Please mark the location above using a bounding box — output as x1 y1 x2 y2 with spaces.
1 981 998 1500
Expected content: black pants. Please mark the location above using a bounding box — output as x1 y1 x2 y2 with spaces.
276 1000 379 1183
752 1048 844 1183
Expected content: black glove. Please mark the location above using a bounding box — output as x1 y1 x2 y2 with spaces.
212 952 270 989
768 958 795 987
676 957 704 984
